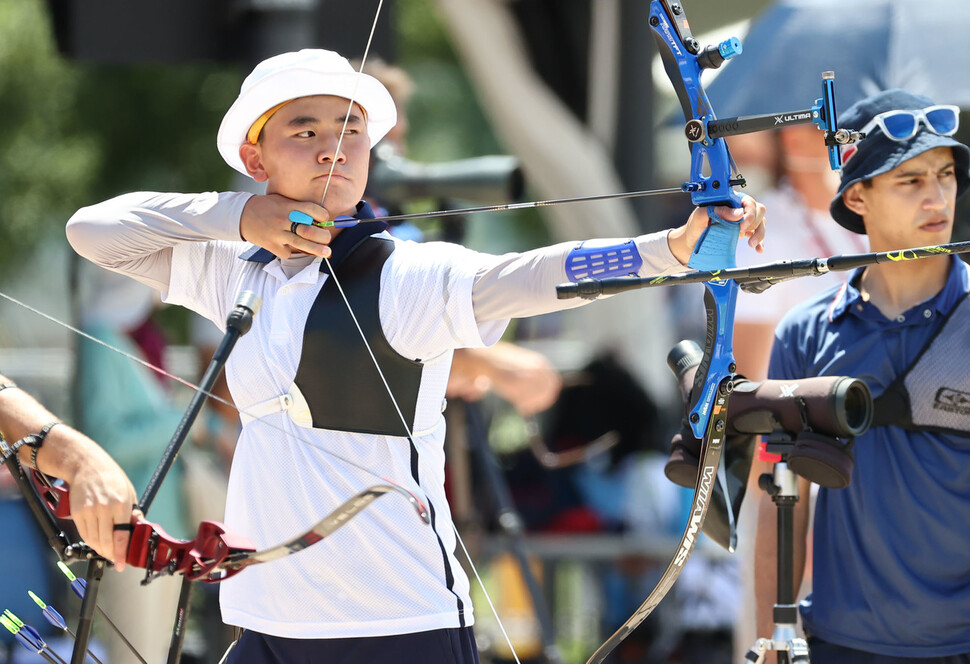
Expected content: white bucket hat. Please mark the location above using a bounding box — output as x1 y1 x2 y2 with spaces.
217 49 397 176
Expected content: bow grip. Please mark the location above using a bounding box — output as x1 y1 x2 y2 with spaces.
686 205 741 440
126 516 256 581
184 521 257 582
688 205 742 272
29 470 72 519
686 281 738 439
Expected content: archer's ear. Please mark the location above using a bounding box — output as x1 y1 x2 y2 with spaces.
239 143 268 183
841 181 869 217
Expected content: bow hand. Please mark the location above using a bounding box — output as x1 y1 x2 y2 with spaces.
22 430 138 569
669 196 766 265
66 459 138 571
26 469 253 580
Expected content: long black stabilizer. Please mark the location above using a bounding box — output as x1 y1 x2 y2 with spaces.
557 240 970 300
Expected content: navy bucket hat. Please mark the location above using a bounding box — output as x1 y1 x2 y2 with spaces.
830 89 970 234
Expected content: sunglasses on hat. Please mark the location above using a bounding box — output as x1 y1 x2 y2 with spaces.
858 104 960 142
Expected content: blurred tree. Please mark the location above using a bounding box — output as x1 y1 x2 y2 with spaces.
398 0 504 162
0 0 546 284
0 0 98 273
70 65 238 196
0 0 237 280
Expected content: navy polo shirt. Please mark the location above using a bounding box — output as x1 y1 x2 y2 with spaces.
769 256 970 657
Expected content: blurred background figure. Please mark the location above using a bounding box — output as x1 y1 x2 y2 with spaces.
73 263 189 664
729 125 868 379
708 0 970 379
358 57 414 156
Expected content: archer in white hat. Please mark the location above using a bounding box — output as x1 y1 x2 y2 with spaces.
219 49 396 250
67 48 767 664
218 49 396 177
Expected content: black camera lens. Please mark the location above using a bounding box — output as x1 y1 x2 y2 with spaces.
832 377 873 437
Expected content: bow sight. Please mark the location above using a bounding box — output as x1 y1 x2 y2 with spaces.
655 2 863 175
687 71 866 172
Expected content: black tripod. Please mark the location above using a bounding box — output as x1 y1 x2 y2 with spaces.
744 436 810 664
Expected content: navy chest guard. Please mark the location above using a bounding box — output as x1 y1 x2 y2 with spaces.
294 236 423 436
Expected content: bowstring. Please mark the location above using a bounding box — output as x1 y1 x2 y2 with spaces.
0 245 521 636
320 5 523 662
0 289 397 488
318 0 383 210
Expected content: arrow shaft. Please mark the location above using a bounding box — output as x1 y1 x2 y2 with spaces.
365 186 684 225
94 606 147 664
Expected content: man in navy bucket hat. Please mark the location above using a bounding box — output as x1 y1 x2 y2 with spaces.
753 88 970 663
831 89 970 233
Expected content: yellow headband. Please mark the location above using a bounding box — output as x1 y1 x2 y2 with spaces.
246 100 295 145
246 98 369 145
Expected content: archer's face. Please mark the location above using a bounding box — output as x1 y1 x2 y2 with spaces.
243 95 371 217
847 146 958 250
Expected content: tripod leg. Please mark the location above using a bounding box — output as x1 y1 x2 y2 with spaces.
746 459 812 664
790 637 810 663
71 560 106 664
744 637 810 664
744 637 769 663
165 577 193 664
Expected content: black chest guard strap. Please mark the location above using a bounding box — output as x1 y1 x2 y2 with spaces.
294 236 422 436
872 292 970 436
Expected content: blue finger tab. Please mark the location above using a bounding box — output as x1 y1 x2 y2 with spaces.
287 210 314 226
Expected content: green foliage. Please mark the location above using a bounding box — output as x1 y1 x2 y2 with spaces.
0 0 238 278
0 0 547 282
397 0 503 161
0 0 98 270
70 65 238 197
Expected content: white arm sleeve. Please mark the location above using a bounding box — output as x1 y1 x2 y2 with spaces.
66 191 251 292
471 229 684 321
